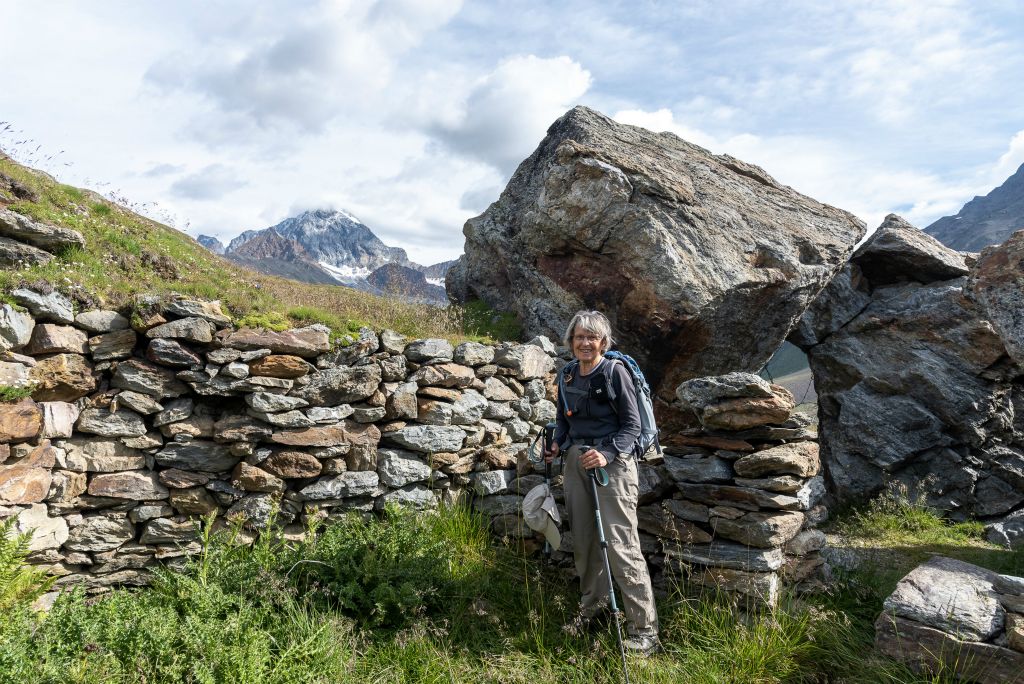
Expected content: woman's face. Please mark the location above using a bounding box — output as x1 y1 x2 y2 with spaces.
571 326 604 364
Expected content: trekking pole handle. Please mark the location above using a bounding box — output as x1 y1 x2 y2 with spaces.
543 422 555 477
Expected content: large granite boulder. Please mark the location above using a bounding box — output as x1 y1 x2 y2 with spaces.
447 106 864 405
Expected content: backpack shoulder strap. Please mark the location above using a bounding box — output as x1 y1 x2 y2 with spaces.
601 357 622 411
557 359 579 414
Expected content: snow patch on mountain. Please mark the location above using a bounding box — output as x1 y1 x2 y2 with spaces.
318 261 373 284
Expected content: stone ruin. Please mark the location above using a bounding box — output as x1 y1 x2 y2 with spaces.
3 104 1024 677
0 288 829 607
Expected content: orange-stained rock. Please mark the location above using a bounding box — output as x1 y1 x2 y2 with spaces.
662 433 755 452
232 462 285 492
0 398 42 443
29 353 96 402
261 451 322 478
0 464 51 503
270 420 380 448
481 444 521 469
247 355 310 379
734 442 820 478
701 392 795 431
170 486 219 516
21 440 57 468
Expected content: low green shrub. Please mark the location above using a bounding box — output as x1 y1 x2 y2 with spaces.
291 505 490 629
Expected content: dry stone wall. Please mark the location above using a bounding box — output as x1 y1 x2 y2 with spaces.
0 291 562 591
0 291 826 605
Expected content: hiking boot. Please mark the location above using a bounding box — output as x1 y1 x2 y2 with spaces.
622 633 661 656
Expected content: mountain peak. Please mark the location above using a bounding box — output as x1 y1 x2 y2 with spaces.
288 206 364 231
196 234 224 254
924 162 1024 252
232 228 312 261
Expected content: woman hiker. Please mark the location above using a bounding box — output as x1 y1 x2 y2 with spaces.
544 309 660 655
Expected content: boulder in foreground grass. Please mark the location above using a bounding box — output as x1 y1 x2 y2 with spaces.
875 556 1024 682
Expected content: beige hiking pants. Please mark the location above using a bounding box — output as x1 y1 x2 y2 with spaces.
564 443 659 636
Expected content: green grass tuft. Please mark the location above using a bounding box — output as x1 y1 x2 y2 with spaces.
836 482 988 547
0 385 35 403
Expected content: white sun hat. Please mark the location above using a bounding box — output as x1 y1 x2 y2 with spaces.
522 482 561 550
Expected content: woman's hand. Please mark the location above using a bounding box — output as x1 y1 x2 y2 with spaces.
580 448 608 470
544 441 560 464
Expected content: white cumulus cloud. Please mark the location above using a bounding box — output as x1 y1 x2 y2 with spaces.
428 55 592 174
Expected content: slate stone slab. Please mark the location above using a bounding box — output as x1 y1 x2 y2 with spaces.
384 425 465 453
882 556 1004 642
664 539 784 571
300 471 381 500
155 441 239 472
875 614 1024 684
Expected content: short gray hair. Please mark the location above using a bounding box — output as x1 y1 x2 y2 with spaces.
563 310 615 352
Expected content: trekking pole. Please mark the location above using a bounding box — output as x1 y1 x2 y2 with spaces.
542 422 555 558
583 447 631 684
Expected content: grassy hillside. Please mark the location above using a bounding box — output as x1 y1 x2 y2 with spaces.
0 155 518 343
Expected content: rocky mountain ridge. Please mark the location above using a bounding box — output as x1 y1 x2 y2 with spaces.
196 235 224 254
925 162 1024 252
201 209 453 304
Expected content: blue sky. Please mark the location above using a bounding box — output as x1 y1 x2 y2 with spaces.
2 0 1023 265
